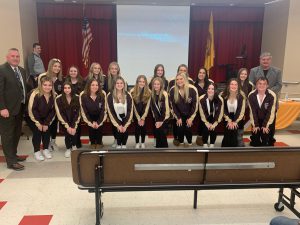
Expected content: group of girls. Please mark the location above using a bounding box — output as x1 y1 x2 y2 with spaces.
26 57 259 161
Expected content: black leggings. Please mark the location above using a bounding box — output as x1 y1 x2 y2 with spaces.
65 132 77 149
76 124 82 148
27 119 50 152
202 126 217 144
135 122 146 143
49 117 58 139
202 116 217 144
154 123 168 148
250 120 275 146
88 126 103 145
221 126 238 147
176 116 192 144
112 126 129 145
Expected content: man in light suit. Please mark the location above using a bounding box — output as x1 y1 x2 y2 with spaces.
249 52 282 146
0 48 27 171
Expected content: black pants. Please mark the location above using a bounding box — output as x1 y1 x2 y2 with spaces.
222 126 238 147
65 132 77 149
112 126 128 145
221 112 240 147
155 123 168 148
76 124 82 148
250 119 274 147
27 118 50 152
202 127 217 144
0 105 24 166
202 116 217 144
177 116 192 144
49 117 58 139
111 123 118 141
269 114 276 145
135 122 146 143
172 119 178 140
88 126 103 145
196 114 205 136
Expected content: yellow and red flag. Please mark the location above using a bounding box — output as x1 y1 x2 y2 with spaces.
204 12 215 73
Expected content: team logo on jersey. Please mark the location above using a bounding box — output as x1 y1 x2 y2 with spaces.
264 103 269 109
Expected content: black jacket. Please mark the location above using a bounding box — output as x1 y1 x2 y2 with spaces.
0 62 27 115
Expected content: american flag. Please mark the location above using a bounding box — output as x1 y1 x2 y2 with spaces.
82 17 93 68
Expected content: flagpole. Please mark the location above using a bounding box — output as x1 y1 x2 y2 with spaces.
82 0 85 17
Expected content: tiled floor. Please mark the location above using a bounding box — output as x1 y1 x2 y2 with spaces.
1 122 300 225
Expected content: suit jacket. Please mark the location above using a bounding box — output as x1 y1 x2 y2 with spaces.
0 62 27 115
249 66 282 96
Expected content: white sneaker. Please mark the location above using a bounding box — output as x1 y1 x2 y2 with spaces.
203 144 208 148
111 139 117 148
51 140 59 151
135 143 140 149
116 145 122 149
209 144 215 148
141 143 146 149
48 142 53 152
72 146 77 151
34 151 44 161
43 149 52 159
121 145 127 149
64 149 71 158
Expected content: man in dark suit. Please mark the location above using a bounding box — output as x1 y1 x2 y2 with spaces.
0 48 27 171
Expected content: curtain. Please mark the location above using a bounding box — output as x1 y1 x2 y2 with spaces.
188 6 264 82
37 3 117 77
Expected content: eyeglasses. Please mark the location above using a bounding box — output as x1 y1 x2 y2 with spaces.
52 58 61 63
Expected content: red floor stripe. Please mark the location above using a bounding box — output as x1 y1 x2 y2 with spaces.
0 155 28 163
287 130 300 134
18 215 53 225
243 138 250 142
0 201 7 210
274 142 289 147
0 179 4 183
81 139 89 144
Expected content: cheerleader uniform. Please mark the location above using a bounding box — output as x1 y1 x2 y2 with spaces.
194 80 213 145
55 94 81 150
67 79 86 148
28 89 56 158
38 73 64 150
221 94 246 147
168 77 194 146
107 92 133 148
130 88 151 146
169 85 198 145
80 91 107 147
248 89 277 146
199 94 224 146
150 91 170 148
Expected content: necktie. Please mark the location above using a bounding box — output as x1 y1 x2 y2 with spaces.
14 68 25 102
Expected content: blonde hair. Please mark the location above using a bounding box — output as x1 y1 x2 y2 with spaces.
87 62 105 84
173 72 190 103
46 58 63 81
112 76 126 103
107 61 120 92
131 75 151 104
151 77 164 103
38 76 55 97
